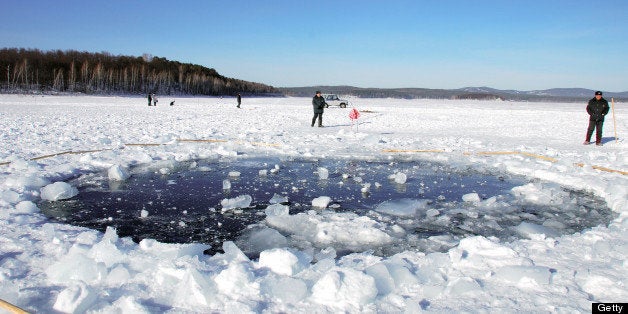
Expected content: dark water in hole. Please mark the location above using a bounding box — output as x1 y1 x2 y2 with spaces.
39 157 613 256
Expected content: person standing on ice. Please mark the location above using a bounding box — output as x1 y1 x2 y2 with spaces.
583 91 610 146
311 90 327 127
152 94 158 106
237 93 241 108
147 93 152 106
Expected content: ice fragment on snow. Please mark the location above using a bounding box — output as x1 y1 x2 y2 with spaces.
15 201 39 213
53 281 97 313
258 248 303 276
493 265 552 285
311 268 378 307
263 277 308 303
40 182 78 201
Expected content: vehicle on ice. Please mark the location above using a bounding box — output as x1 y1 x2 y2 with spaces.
322 94 350 108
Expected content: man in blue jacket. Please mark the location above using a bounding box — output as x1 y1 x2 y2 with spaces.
584 91 610 146
311 91 327 127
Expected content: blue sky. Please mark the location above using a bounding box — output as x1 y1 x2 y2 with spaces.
2 0 627 91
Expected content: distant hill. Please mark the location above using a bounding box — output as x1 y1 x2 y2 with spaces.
280 86 628 102
0 48 279 96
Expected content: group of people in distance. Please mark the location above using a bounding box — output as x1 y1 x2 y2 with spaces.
146 90 611 145
147 93 175 106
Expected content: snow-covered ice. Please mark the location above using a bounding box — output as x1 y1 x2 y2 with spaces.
0 95 626 313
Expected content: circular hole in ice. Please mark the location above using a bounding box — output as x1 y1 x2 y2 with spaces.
39 157 614 258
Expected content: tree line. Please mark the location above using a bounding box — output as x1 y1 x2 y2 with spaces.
0 48 279 96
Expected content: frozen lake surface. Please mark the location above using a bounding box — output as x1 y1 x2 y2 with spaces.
2 95 625 313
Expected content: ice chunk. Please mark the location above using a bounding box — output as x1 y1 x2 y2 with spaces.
312 196 332 208
236 227 288 255
386 263 419 287
96 296 149 314
173 268 216 308
221 241 250 263
512 222 560 239
390 172 407 184
265 203 289 216
361 183 371 194
269 193 288 204
214 263 256 295
15 201 39 214
2 190 22 204
4 174 50 188
40 182 78 201
317 167 329 180
315 247 337 261
222 179 231 190
258 248 303 276
493 265 552 285
108 164 130 181
462 193 481 203
365 263 395 295
107 264 131 286
138 239 208 259
53 281 97 313
140 209 149 218
426 208 440 217
266 211 393 252
374 198 429 217
221 195 252 212
311 268 378 307
445 277 482 296
511 183 566 205
228 171 240 178
262 277 308 303
450 236 525 269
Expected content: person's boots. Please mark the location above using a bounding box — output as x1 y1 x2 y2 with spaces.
318 117 323 127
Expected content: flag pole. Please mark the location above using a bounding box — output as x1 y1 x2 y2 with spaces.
611 98 618 143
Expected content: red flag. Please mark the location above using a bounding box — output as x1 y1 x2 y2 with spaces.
349 108 360 120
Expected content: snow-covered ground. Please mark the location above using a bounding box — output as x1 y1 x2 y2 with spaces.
0 94 626 313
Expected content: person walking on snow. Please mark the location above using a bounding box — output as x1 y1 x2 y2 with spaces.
147 93 152 106
237 93 241 108
584 91 610 146
311 91 327 127
152 94 158 106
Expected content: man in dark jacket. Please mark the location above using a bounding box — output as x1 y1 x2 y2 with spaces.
237 93 241 108
584 91 610 146
311 91 327 127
